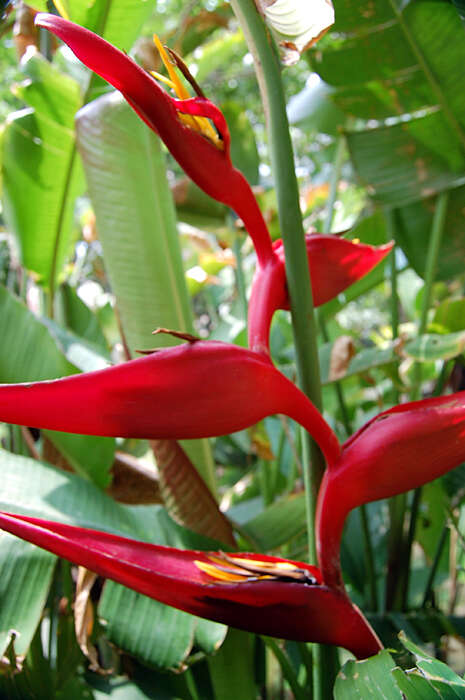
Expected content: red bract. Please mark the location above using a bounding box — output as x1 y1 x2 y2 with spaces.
0 340 340 465
317 392 465 589
249 236 393 354
0 512 382 659
35 13 273 267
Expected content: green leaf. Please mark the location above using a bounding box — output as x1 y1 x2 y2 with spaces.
40 316 110 373
346 112 465 207
207 629 257 700
287 80 346 136
0 535 55 658
0 449 138 535
75 92 215 491
0 285 74 382
221 101 259 185
314 1 465 207
194 616 228 656
98 583 196 671
403 331 465 362
56 282 109 355
319 341 397 385
452 0 465 25
395 186 465 281
433 297 465 332
2 52 83 288
67 0 154 50
391 668 440 699
0 285 114 488
334 650 402 699
240 493 306 550
400 633 465 690
0 451 225 670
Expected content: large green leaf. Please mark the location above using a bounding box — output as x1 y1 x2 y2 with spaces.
346 111 465 207
0 285 114 488
0 451 225 669
67 0 154 49
312 0 465 208
394 185 465 280
239 493 306 550
75 93 215 491
0 535 55 659
334 650 402 699
2 52 83 287
403 331 465 361
335 634 465 698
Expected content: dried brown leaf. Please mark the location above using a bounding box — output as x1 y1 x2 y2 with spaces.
328 335 356 382
151 439 235 547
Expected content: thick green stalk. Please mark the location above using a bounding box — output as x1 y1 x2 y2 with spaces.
229 2 334 696
229 0 324 557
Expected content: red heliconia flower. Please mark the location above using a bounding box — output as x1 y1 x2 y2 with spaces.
316 392 465 589
0 339 340 466
0 512 382 659
249 235 393 354
35 13 273 267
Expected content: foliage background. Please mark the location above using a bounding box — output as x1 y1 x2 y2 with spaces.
1 0 465 697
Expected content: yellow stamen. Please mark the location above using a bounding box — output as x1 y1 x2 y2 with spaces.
153 34 190 101
195 560 250 583
227 558 298 572
150 71 177 91
152 34 223 150
52 0 70 20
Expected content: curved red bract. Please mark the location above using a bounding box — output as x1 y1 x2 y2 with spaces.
0 512 382 659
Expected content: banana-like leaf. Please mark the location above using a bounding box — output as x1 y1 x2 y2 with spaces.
0 535 55 661
335 633 465 698
394 185 465 281
334 650 402 699
311 1 465 207
0 450 226 669
2 52 83 288
0 285 114 487
75 93 215 492
403 331 465 362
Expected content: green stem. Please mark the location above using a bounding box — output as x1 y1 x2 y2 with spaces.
323 134 345 234
47 147 77 318
418 192 449 335
359 505 378 611
385 209 399 345
229 0 324 558
297 642 314 697
401 487 422 610
422 523 449 607
233 235 249 325
402 191 448 610
384 208 408 611
229 2 335 695
262 637 306 700
385 492 408 611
